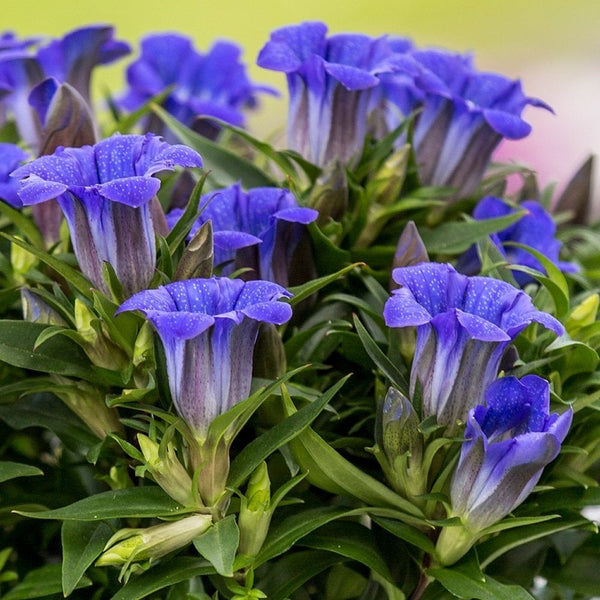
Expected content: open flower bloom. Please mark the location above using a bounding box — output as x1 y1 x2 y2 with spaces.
117 278 293 438
457 196 579 286
120 33 269 140
383 49 551 197
167 183 318 285
0 26 129 151
257 21 407 167
0 142 28 206
383 263 563 430
13 133 202 296
436 375 572 564
37 25 130 104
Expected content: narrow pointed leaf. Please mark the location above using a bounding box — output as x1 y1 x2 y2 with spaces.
228 376 349 488
61 520 113 596
15 486 186 520
0 461 43 483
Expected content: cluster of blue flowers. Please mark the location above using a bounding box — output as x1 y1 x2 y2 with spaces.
0 21 577 570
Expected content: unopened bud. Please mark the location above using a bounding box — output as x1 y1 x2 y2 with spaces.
11 240 38 282
138 434 197 507
239 462 272 557
566 293 599 337
309 162 348 225
74 299 129 371
21 288 67 325
96 513 212 567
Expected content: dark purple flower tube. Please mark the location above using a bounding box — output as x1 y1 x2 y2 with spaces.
457 196 578 286
117 277 293 438
383 263 563 430
436 375 572 564
257 21 406 167
167 183 317 285
120 33 270 140
12 133 202 296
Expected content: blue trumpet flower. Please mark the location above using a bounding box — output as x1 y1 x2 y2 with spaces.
0 142 28 206
120 33 269 140
383 263 563 430
117 277 292 438
167 183 317 285
13 133 202 296
436 375 572 564
257 21 407 166
457 196 578 286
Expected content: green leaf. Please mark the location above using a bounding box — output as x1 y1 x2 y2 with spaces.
427 567 535 600
151 104 275 188
2 233 94 298
111 557 213 600
372 515 436 554
0 392 99 451
256 506 354 565
507 242 570 318
300 521 392 581
419 212 525 255
287 262 362 306
3 564 91 600
227 375 350 489
260 550 344 600
0 320 101 381
0 203 44 248
353 314 408 393
478 515 593 569
15 486 186 521
61 520 113 596
282 397 425 521
193 515 239 577
0 461 43 483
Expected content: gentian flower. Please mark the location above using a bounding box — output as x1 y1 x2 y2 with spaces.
12 133 202 296
167 183 318 285
0 26 129 152
436 375 572 564
116 277 293 438
0 52 44 148
457 196 578 286
382 48 551 197
120 33 269 140
36 25 130 104
383 263 563 430
257 21 407 166
0 142 28 206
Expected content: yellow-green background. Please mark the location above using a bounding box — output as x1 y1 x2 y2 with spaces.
5 0 600 201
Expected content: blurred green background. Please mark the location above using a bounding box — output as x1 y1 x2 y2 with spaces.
5 0 600 203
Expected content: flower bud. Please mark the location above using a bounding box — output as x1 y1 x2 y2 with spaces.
138 434 197 508
11 239 38 283
21 288 67 326
308 162 348 225
565 294 599 338
376 387 425 500
74 299 129 371
96 514 212 567
52 376 122 439
238 462 272 557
